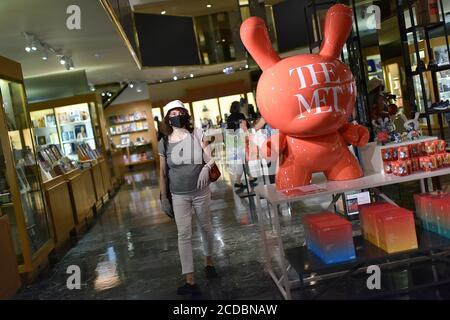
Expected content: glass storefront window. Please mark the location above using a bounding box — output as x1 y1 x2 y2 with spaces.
0 79 50 257
246 92 256 109
219 94 243 122
192 99 221 129
366 54 383 80
437 70 450 102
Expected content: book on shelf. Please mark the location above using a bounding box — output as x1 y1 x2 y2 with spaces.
80 111 90 121
69 110 81 122
45 114 56 126
58 112 69 123
37 136 47 146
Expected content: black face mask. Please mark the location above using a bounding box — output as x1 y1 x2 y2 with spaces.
169 114 189 128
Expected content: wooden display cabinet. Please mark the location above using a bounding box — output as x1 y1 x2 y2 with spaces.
29 93 105 162
0 214 22 299
0 56 54 282
64 168 96 234
42 175 75 248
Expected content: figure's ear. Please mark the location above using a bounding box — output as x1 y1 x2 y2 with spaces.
240 17 281 71
319 4 353 59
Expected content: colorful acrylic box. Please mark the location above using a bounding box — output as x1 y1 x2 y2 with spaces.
359 203 418 253
304 212 355 264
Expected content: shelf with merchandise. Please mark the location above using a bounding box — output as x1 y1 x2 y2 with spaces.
109 118 147 125
110 129 148 136
59 119 92 126
61 136 95 144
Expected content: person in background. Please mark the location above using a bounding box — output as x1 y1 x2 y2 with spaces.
368 78 389 122
226 101 257 188
158 100 217 296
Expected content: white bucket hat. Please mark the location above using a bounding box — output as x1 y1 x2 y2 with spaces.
163 100 189 116
367 77 384 93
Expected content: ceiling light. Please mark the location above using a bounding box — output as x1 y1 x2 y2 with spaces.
107 92 112 97
159 80 163 83
161 10 166 15
137 87 142 93
190 74 194 78
129 81 134 88
101 92 106 97
245 64 249 69
60 56 67 65
173 76 178 81
31 40 38 51
207 4 212 8
89 84 96 92
25 46 32 53
41 50 48 61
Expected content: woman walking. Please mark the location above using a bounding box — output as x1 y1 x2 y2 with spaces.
159 100 217 295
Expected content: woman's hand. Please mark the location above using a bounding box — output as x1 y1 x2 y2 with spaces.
161 197 174 218
197 166 210 189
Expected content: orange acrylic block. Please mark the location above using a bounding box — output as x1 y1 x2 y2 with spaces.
375 208 418 254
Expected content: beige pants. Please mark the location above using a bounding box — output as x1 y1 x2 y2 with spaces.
172 187 213 275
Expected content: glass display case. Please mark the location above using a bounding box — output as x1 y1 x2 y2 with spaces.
29 95 103 163
0 56 53 276
55 103 96 160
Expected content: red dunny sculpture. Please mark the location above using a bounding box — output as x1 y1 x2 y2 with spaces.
240 4 369 189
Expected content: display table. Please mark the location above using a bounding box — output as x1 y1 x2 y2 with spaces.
255 167 450 300
43 175 75 248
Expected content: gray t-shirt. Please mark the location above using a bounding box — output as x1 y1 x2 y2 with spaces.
158 130 208 195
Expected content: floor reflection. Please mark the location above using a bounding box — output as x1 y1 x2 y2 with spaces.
13 166 450 300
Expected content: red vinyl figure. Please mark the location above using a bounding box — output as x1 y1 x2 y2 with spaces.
240 4 369 189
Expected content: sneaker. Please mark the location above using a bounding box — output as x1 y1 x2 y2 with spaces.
205 266 218 278
177 283 200 295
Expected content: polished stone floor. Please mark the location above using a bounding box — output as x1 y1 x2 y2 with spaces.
13 163 450 300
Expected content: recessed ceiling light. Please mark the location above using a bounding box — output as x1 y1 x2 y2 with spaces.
190 74 194 78
60 56 66 65
173 76 178 81
161 10 166 15
101 92 106 97
25 46 32 52
245 64 249 69
159 80 163 82
207 4 212 8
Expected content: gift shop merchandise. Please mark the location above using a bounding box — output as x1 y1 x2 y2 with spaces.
381 140 450 176
359 203 418 253
240 4 369 190
414 193 450 238
304 212 356 264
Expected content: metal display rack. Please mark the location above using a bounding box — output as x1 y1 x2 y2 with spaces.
255 168 450 300
397 0 450 139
